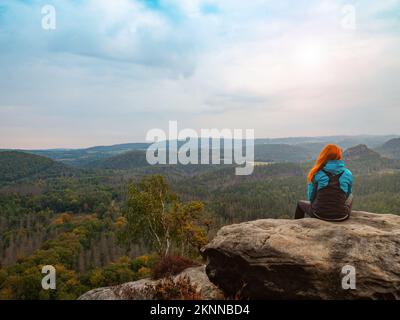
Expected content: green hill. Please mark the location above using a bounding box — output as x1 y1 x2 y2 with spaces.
376 138 400 159
0 151 73 184
342 145 400 175
344 144 381 161
86 150 150 170
254 144 311 162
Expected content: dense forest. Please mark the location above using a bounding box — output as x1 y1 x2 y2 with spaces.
1 139 400 299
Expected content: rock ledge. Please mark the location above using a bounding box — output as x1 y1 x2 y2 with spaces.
201 211 400 299
78 265 223 300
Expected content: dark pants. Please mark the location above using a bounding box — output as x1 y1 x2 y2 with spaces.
294 194 353 220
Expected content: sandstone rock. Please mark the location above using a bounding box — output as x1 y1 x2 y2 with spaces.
78 265 223 300
201 211 400 300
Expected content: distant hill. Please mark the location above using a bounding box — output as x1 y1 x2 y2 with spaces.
85 142 313 170
255 135 399 149
295 142 328 159
84 143 150 153
342 145 400 175
14 143 151 167
254 144 311 162
6 134 398 167
0 151 73 184
86 150 150 170
375 138 400 159
344 144 382 161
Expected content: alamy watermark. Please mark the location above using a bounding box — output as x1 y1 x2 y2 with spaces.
41 265 56 290
341 264 356 290
38 3 356 32
146 121 255 176
41 5 56 30
341 4 357 30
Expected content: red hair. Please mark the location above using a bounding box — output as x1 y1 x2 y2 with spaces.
307 144 343 182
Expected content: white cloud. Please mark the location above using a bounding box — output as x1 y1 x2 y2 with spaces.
0 0 399 148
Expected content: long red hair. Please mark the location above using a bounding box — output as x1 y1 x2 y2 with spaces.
307 144 343 182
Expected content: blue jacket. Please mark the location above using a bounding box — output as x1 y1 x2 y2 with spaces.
307 160 353 202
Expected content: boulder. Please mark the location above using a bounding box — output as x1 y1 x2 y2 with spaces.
78 265 223 300
201 211 400 299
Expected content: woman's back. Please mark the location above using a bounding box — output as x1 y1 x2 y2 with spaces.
295 145 353 221
309 161 353 221
308 160 352 202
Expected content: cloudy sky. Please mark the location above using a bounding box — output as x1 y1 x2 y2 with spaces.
0 0 399 149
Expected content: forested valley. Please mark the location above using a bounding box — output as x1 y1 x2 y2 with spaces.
1 139 400 299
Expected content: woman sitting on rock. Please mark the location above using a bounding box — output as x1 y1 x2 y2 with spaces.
295 144 353 221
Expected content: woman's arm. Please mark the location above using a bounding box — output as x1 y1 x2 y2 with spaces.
339 169 353 197
307 182 314 202
347 170 353 197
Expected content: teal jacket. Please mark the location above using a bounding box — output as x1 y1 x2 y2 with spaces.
307 160 353 202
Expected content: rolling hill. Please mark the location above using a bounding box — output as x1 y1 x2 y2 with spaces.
375 138 400 159
85 150 150 170
344 144 382 161
0 151 74 184
6 134 397 168
22 143 150 167
254 144 311 162
343 145 400 175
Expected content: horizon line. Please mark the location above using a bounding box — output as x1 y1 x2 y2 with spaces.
1 133 399 151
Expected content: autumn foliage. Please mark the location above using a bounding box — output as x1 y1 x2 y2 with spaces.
151 255 198 280
122 175 211 257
